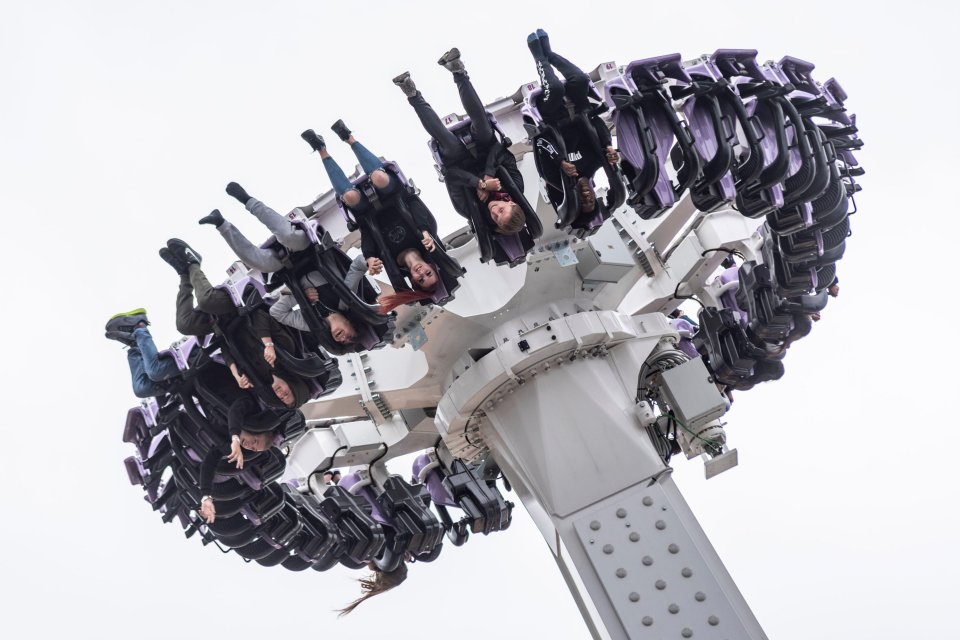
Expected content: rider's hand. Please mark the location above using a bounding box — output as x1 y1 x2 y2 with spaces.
476 186 490 202
200 497 216 524
366 257 383 275
481 175 501 191
560 160 578 177
263 343 276 366
421 231 437 252
305 287 319 303
230 364 252 389
227 435 244 469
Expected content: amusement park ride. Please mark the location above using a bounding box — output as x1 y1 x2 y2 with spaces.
120 49 863 639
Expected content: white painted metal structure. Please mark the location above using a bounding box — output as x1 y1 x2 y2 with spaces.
281 63 773 639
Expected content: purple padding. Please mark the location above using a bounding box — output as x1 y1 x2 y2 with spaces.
719 267 747 326
710 49 764 82
338 472 361 492
495 233 526 262
124 456 144 486
239 468 263 491
357 322 381 351
625 54 690 89
603 76 633 110
412 454 431 479
146 431 168 459
425 469 456 507
613 107 649 176
241 505 262 527
358 485 388 525
670 318 700 360
522 88 545 124
645 105 680 208
123 407 147 445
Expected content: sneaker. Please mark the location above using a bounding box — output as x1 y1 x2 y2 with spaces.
392 71 418 98
300 129 326 153
330 119 352 142
159 247 188 275
166 238 202 266
437 47 465 74
105 308 148 345
199 209 225 227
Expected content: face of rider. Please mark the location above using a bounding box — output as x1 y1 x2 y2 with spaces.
578 178 596 213
410 260 438 291
327 312 358 344
487 200 514 230
271 375 296 407
238 430 273 452
402 251 439 291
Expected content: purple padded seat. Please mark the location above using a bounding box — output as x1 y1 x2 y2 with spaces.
339 472 390 525
335 160 411 228
669 317 700 360
412 453 456 507
605 54 697 218
215 262 267 308
718 266 747 326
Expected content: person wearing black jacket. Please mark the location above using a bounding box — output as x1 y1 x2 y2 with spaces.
160 239 310 409
526 29 619 217
302 123 447 309
393 48 527 236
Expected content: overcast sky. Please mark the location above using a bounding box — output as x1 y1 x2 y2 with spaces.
2 1 958 639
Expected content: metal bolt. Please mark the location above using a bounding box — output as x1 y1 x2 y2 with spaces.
655 520 666 530
616 508 628 518
642 556 653 566
589 521 601 531
682 567 693 578
616 568 627 578
655 579 666 590
642 496 654 506
641 617 653 627
708 616 719 626
681 628 693 638
628 592 639 602
629 532 640 542
695 592 706 602
602 544 614 555
669 604 679 614
668 543 680 554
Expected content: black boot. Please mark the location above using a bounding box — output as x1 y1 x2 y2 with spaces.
300 129 326 152
166 238 202 267
159 247 189 276
225 182 251 205
331 119 352 142
392 71 418 98
527 32 546 60
437 47 465 74
199 209 225 227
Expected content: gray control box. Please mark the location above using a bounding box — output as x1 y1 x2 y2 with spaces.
659 357 730 429
575 221 635 283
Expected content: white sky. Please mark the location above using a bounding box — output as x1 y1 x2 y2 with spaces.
2 1 959 638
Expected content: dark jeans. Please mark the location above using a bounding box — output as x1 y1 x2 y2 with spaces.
408 71 493 164
127 327 182 398
534 52 591 124
175 265 235 337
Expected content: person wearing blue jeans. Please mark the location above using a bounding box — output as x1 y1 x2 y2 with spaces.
105 309 182 398
301 120 399 215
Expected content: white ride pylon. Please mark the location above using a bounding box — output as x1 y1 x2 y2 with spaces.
281 62 777 639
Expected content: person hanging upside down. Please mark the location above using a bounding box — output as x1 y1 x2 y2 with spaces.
104 309 182 398
159 238 309 408
526 29 619 218
392 48 527 236
300 122 446 312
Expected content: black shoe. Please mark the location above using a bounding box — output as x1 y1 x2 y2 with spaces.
330 119 352 142
535 28 552 58
392 71 418 98
167 238 202 266
300 129 326 152
225 181 251 205
437 47 465 74
159 247 189 276
105 308 148 345
199 209 225 227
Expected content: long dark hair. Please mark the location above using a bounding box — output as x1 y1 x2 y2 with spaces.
337 562 409 616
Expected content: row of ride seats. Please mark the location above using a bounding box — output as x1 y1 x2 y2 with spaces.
605 49 863 234
122 377 512 572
